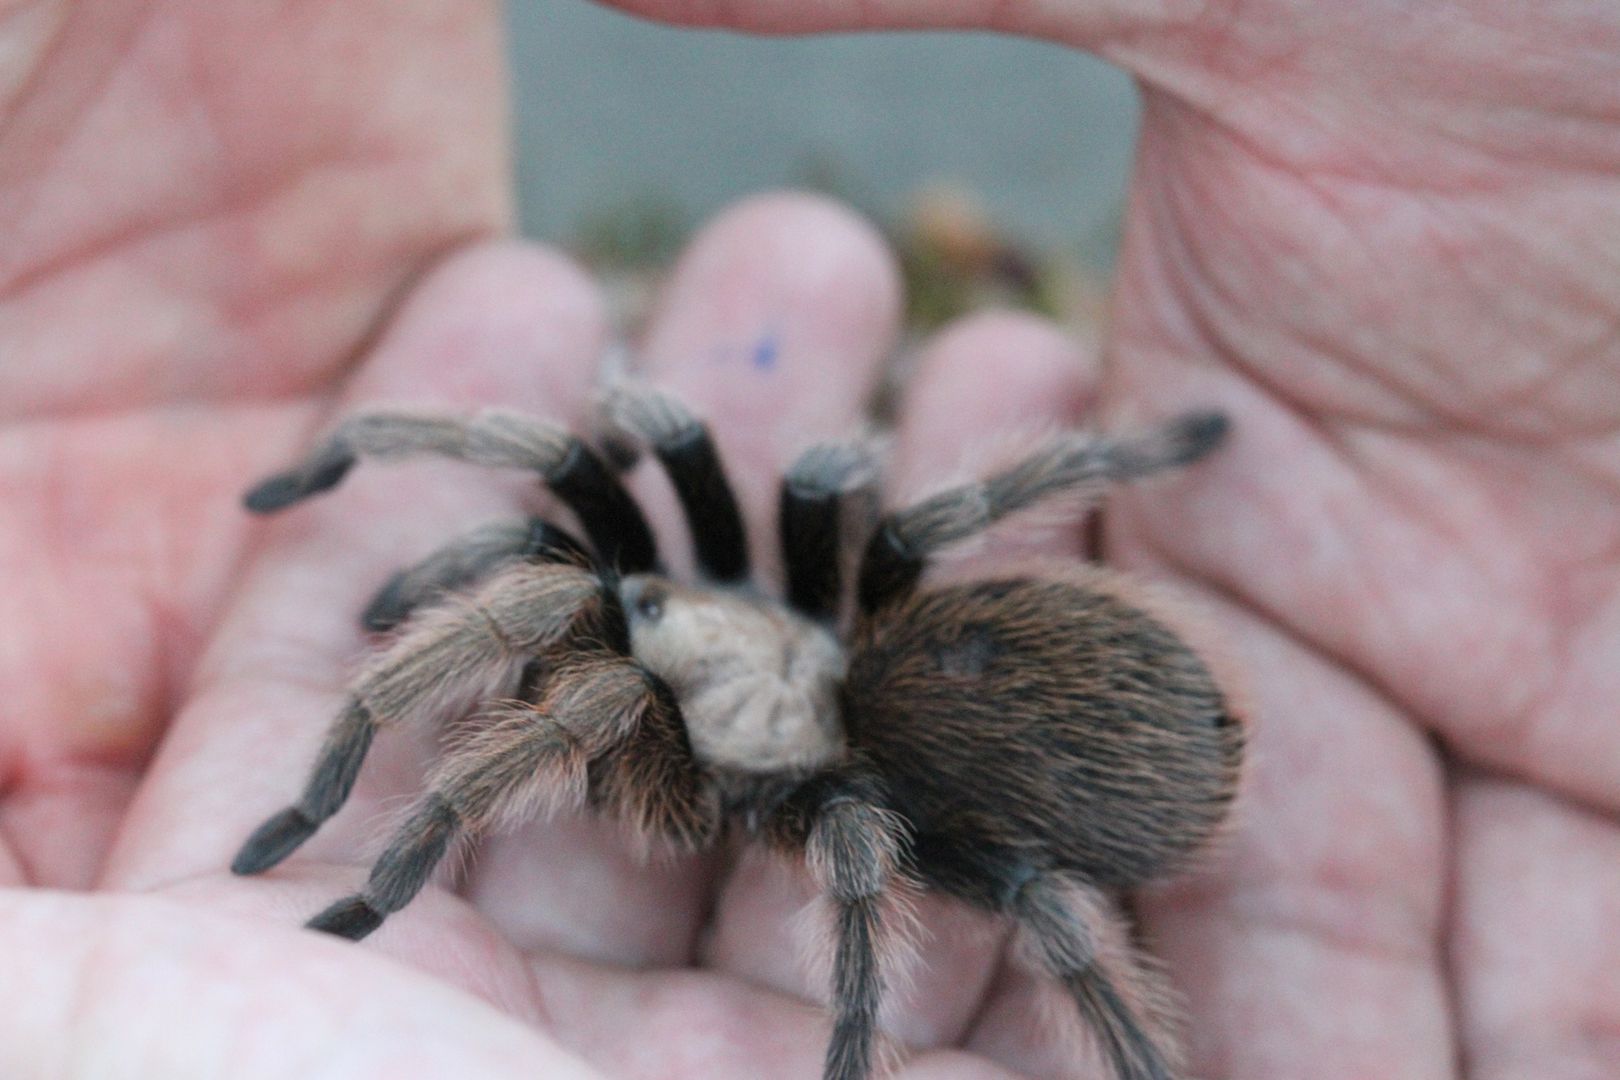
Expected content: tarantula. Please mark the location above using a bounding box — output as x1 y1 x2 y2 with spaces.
230 380 1241 1080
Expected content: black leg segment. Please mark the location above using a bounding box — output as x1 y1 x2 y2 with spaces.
231 807 322 876
855 412 1231 614
855 524 921 616
244 449 355 513
654 427 749 582
781 483 842 618
362 517 593 632
232 703 375 876
547 441 659 574
600 381 748 582
780 440 878 620
306 795 460 942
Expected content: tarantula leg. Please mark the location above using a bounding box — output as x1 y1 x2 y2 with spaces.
779 780 908 1080
362 517 592 632
779 439 881 620
231 563 613 877
242 410 658 573
600 381 749 582
308 656 711 940
856 411 1229 613
585 675 719 852
547 439 660 573
1014 875 1179 1080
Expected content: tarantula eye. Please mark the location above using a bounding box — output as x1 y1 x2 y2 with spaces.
633 583 667 622
619 576 670 626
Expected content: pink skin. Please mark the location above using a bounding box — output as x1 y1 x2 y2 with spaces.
1 1 1616 1077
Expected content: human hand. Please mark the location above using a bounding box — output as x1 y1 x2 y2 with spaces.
7 2 1618 1079
0 0 510 881
594 2 1619 1077
0 4 1117 1071
8 146 1133 1079
0 2 594 1072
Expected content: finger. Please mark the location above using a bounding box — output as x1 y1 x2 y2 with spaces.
468 191 902 963
985 589 1452 1080
0 835 23 887
0 890 599 1079
598 0 1178 49
888 310 1099 572
532 952 1026 1080
103 241 608 890
702 311 1096 1053
1452 775 1620 1079
1107 328 1620 817
0 766 139 889
0 402 302 887
635 189 901 584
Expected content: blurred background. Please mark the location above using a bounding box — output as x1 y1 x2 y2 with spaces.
507 1 1141 343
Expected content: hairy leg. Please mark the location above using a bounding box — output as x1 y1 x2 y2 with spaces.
362 517 592 632
307 653 702 940
246 410 657 573
1013 874 1179 1080
779 439 881 620
599 381 750 582
768 774 910 1080
231 563 611 875
856 412 1226 613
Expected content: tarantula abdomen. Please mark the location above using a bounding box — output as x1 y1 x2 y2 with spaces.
845 569 1241 905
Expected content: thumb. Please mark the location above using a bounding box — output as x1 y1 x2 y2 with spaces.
593 0 1192 50
0 890 601 1080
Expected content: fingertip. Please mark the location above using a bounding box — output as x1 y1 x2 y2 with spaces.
646 191 903 410
894 310 1097 490
361 240 610 419
910 309 1098 414
632 190 904 578
409 241 605 336
676 189 899 295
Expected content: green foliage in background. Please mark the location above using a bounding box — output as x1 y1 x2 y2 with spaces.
569 169 1108 336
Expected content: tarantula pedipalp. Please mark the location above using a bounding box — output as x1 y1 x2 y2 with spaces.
229 380 1241 1080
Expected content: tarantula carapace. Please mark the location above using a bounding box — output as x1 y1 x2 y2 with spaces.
230 380 1241 1080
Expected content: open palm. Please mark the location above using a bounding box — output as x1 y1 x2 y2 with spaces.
4 2 1617 1078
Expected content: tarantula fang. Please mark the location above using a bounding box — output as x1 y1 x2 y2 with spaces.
230 380 1241 1080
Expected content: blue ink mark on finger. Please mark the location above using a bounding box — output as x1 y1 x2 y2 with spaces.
750 330 781 372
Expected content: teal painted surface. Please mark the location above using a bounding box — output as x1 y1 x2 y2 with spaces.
509 1 1140 263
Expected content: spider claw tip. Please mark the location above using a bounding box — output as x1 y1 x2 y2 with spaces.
231 808 317 875
360 574 410 632
1167 411 1230 464
242 473 306 513
307 897 384 941
242 453 356 514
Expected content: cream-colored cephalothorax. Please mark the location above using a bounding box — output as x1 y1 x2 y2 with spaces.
621 575 847 772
